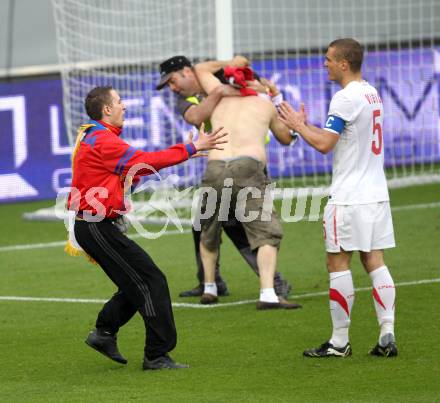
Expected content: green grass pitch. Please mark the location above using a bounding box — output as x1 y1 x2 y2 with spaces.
0 184 439 402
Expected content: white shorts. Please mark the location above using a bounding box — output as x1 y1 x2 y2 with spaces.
323 202 395 253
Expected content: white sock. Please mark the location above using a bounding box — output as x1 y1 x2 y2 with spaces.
259 288 279 303
369 265 395 344
329 270 354 348
204 282 217 296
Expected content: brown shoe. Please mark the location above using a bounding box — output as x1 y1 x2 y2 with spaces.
200 293 218 305
256 299 302 310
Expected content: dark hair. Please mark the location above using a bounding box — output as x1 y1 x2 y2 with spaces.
328 38 364 73
85 86 114 120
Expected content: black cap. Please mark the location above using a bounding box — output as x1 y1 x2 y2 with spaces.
156 55 192 90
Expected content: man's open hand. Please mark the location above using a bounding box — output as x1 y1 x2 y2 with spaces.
278 102 307 132
188 123 228 154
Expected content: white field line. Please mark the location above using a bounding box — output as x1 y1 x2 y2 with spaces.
1 201 439 253
0 229 191 252
391 201 440 211
297 201 440 222
0 277 439 309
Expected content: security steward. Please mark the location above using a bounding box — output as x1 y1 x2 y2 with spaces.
156 56 292 300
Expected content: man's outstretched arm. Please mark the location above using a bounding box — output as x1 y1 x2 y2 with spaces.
194 55 249 94
194 62 224 95
195 55 249 76
184 56 248 126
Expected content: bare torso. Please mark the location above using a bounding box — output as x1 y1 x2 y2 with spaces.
208 96 275 164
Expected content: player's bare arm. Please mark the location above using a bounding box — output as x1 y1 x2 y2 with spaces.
194 55 249 76
194 62 224 94
184 65 241 126
269 107 294 145
183 86 225 126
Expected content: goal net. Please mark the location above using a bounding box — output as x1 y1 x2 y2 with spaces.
51 0 440 198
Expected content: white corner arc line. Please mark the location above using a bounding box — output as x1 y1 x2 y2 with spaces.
0 277 439 308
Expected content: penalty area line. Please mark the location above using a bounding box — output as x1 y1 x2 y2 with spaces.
0 277 439 308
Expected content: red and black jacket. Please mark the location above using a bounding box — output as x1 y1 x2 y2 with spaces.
67 120 196 218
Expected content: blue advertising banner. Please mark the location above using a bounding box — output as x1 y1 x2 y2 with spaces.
257 47 440 178
0 78 72 203
1 47 439 203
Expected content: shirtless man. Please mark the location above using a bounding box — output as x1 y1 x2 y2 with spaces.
194 60 302 310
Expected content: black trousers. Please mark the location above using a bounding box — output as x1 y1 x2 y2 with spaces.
192 218 287 294
74 219 176 360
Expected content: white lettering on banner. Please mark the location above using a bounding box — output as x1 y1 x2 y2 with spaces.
283 84 301 103
150 96 190 146
270 72 281 83
124 118 145 127
0 95 37 199
0 174 38 199
124 98 145 107
52 168 72 193
0 95 27 167
149 97 164 146
119 98 147 147
50 105 72 155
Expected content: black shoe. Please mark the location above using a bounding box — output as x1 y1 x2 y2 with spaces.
256 298 302 310
217 282 230 296
85 329 127 364
179 285 203 297
369 334 398 357
303 341 352 358
275 279 293 299
179 283 229 297
143 354 189 370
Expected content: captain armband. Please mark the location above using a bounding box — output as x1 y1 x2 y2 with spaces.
324 115 345 135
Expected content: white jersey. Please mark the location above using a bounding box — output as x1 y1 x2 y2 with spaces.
324 80 389 205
